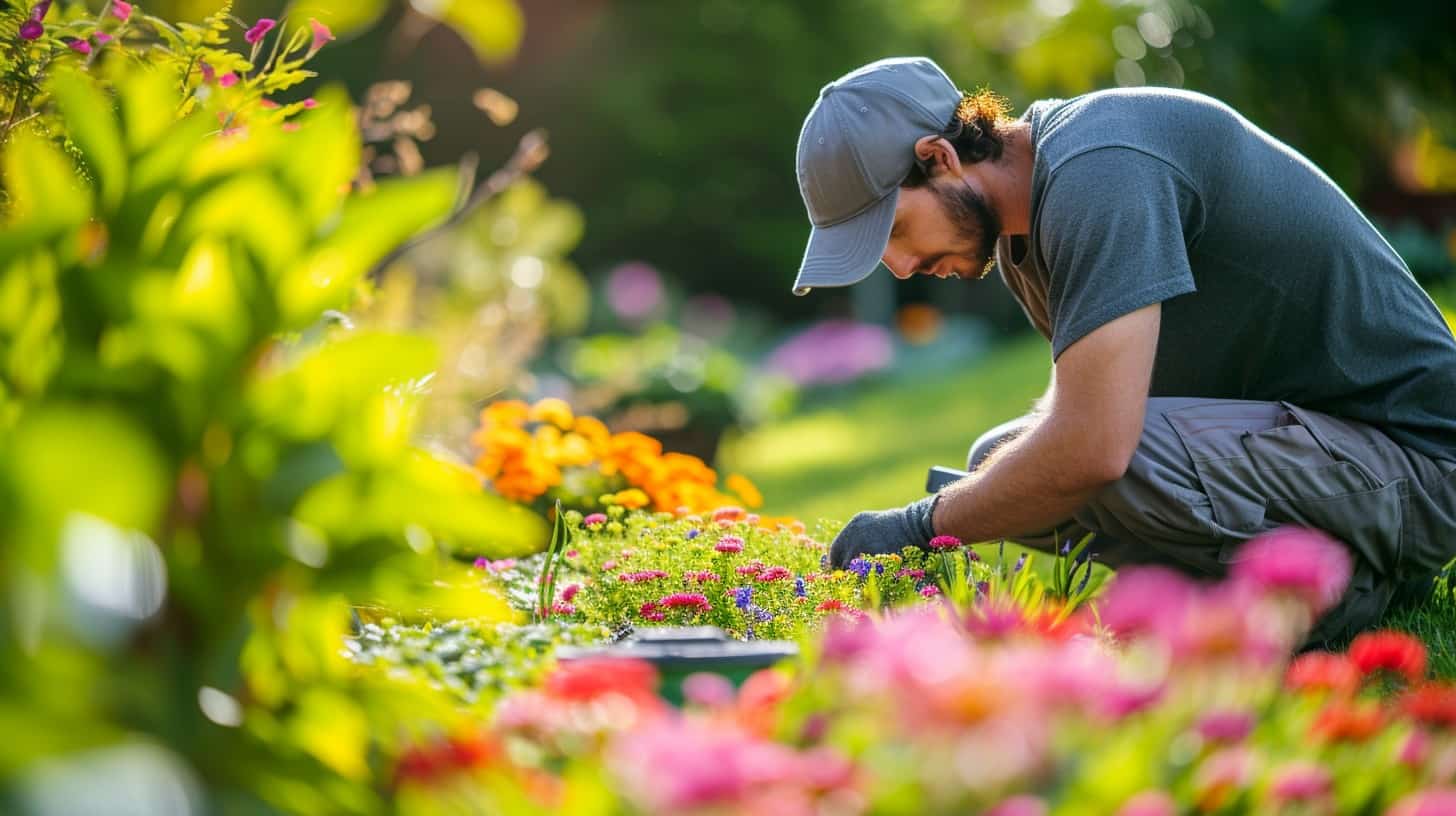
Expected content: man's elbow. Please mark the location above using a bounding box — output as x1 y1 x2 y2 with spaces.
1069 443 1136 490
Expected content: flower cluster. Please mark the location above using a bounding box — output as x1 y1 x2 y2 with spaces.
471 398 766 515
392 527 1456 815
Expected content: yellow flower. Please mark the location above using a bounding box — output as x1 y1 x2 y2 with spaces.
606 488 651 510
529 397 575 430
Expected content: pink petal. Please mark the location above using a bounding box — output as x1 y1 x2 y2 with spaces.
111 1 132 21
245 18 277 46
308 18 334 52
218 73 239 88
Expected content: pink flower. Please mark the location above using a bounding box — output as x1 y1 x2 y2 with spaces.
560 583 580 603
985 796 1047 816
583 513 608 527
756 566 792 583
1096 566 1194 640
712 506 746 523
715 536 744 554
199 61 216 84
67 38 91 55
639 601 665 622
1229 526 1351 613
486 558 517 573
549 601 576 616
245 18 276 45
659 593 711 613
1196 710 1255 744
1269 761 1331 802
1116 791 1176 816
619 570 669 584
895 568 925 579
1401 729 1431 766
302 97 318 109
920 585 941 598
218 73 239 88
602 560 618 571
19 19 43 40
111 0 132 21
307 18 334 53
93 32 113 45
259 98 280 110
1387 788 1456 816
683 673 735 708
735 562 765 577
685 570 721 584
928 535 962 551
472 557 488 570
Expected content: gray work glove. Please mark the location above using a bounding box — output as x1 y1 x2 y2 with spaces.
828 494 940 569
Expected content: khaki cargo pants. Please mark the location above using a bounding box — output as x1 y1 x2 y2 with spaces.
968 398 1456 645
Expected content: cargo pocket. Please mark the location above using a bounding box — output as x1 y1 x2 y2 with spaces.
1163 400 1407 573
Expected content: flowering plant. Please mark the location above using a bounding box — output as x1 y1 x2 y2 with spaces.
389 527 1456 815
471 397 767 515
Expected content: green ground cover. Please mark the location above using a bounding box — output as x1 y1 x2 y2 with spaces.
722 333 1456 675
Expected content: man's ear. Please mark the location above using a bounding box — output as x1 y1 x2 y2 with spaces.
913 135 961 178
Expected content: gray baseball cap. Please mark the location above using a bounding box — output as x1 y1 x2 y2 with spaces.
793 57 962 296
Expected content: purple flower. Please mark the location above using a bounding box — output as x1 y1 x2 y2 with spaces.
66 38 91 54
245 18 277 45
1012 553 1027 573
765 319 893 387
794 577 806 598
732 586 753 610
685 528 700 540
846 558 871 579
18 19 43 40
605 262 664 322
472 557 489 570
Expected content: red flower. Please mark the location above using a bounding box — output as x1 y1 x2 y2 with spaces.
1403 684 1456 730
1349 630 1427 683
1285 651 1361 696
928 535 962 550
545 658 659 708
815 599 847 612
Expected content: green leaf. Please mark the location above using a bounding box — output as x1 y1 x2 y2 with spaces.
275 86 361 228
0 128 90 261
279 168 458 328
117 67 182 155
285 0 389 38
410 0 524 64
49 69 128 214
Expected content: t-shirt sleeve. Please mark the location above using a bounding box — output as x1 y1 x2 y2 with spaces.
1038 147 1202 360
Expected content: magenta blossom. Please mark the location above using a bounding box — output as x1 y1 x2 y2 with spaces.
111 0 132 21
1196 710 1255 743
307 18 334 53
715 536 744 554
218 73 239 88
67 38 91 54
1096 566 1194 641
583 513 608 527
896 568 926 580
1386 787 1456 816
472 557 488 570
245 18 277 45
682 672 736 708
93 32 113 45
560 583 580 603
685 570 721 584
619 570 669 584
756 566 792 583
920 585 941 598
985 796 1048 816
639 601 665 622
928 535 962 551
302 97 318 109
659 592 711 613
1229 526 1351 614
19 19 43 40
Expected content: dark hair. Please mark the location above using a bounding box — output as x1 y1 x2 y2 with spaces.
901 88 1012 188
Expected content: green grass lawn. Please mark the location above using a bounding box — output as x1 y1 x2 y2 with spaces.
721 332 1456 675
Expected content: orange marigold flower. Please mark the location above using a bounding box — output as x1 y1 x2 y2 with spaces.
480 399 530 428
529 397 575 429
726 473 764 509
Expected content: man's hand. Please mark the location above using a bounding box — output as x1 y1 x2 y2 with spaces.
828 495 939 569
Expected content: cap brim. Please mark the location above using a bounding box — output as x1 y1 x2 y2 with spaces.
792 190 897 296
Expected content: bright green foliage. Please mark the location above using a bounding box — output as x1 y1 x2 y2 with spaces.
0 18 545 813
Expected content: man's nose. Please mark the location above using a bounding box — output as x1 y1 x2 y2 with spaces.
881 247 916 280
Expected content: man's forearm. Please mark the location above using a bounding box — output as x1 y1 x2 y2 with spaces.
931 412 1112 543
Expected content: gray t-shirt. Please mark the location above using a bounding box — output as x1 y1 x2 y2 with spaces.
995 87 1456 463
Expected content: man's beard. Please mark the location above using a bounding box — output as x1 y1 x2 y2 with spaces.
933 178 1002 278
